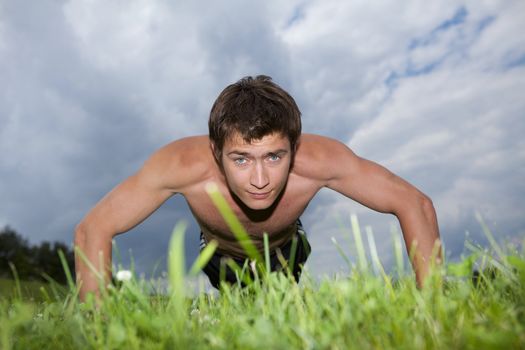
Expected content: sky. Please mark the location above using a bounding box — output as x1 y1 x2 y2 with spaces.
1 0 524 281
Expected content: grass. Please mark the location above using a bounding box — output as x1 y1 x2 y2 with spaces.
0 278 40 301
0 278 68 303
1 188 524 349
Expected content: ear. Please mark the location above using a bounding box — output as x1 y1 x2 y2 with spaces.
292 138 300 154
209 141 222 164
290 139 300 170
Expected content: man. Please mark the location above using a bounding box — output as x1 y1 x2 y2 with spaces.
75 75 441 300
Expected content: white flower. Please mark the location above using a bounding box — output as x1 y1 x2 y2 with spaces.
116 270 133 282
190 308 200 317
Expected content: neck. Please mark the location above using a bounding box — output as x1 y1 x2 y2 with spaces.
229 185 286 222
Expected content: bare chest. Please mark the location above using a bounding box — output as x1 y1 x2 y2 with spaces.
182 178 319 256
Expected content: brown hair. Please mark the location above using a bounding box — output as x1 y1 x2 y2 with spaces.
209 75 302 162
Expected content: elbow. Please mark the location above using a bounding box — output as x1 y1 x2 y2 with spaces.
419 193 436 218
73 222 88 277
74 218 117 248
395 190 436 220
74 221 88 249
416 192 440 233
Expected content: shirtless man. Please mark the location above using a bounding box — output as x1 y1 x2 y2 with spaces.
75 75 441 300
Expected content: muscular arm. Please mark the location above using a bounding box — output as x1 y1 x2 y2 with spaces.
74 138 201 300
312 136 441 287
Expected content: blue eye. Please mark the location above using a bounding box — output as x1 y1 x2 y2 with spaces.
234 158 247 165
268 154 281 162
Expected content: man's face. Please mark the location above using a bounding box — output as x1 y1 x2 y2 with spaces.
220 132 292 210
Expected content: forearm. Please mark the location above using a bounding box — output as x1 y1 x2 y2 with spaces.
74 225 113 301
397 195 442 287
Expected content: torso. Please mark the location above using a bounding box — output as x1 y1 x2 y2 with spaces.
162 134 330 259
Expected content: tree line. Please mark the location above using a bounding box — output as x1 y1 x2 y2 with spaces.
0 226 75 285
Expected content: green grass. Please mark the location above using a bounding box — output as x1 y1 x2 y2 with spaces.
0 278 67 303
1 255 524 349
1 188 524 349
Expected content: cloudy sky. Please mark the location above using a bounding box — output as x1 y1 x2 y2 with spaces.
1 0 524 280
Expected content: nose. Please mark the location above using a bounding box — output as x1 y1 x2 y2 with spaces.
250 162 269 189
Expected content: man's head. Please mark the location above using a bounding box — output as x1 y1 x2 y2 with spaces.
208 75 302 209
208 75 302 163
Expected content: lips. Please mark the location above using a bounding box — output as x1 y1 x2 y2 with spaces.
247 191 271 199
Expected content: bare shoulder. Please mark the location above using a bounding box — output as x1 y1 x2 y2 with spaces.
139 135 215 193
296 134 349 153
293 134 359 184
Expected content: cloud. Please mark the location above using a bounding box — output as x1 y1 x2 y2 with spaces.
315 1 524 262
0 0 523 279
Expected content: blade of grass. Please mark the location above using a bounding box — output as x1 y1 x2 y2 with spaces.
225 258 253 287
189 240 219 277
264 233 271 275
391 223 405 275
58 249 76 292
288 236 298 278
365 226 394 294
39 286 52 303
331 237 353 269
73 247 111 303
334 213 356 267
205 182 263 263
74 246 105 281
8 263 22 301
475 212 505 261
350 214 368 272
168 221 187 310
365 225 383 276
112 239 123 273
41 273 65 301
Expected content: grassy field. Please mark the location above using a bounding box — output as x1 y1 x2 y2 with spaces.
0 233 525 350
1 249 524 350
0 278 68 303
1 189 524 349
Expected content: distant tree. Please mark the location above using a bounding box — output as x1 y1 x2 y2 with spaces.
0 226 75 284
0 226 32 278
32 241 75 284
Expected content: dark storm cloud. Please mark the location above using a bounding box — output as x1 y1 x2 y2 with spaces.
0 0 295 276
0 0 160 246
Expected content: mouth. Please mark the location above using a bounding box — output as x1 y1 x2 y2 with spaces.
247 191 272 200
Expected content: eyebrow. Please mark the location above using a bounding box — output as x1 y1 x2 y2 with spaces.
227 149 289 157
